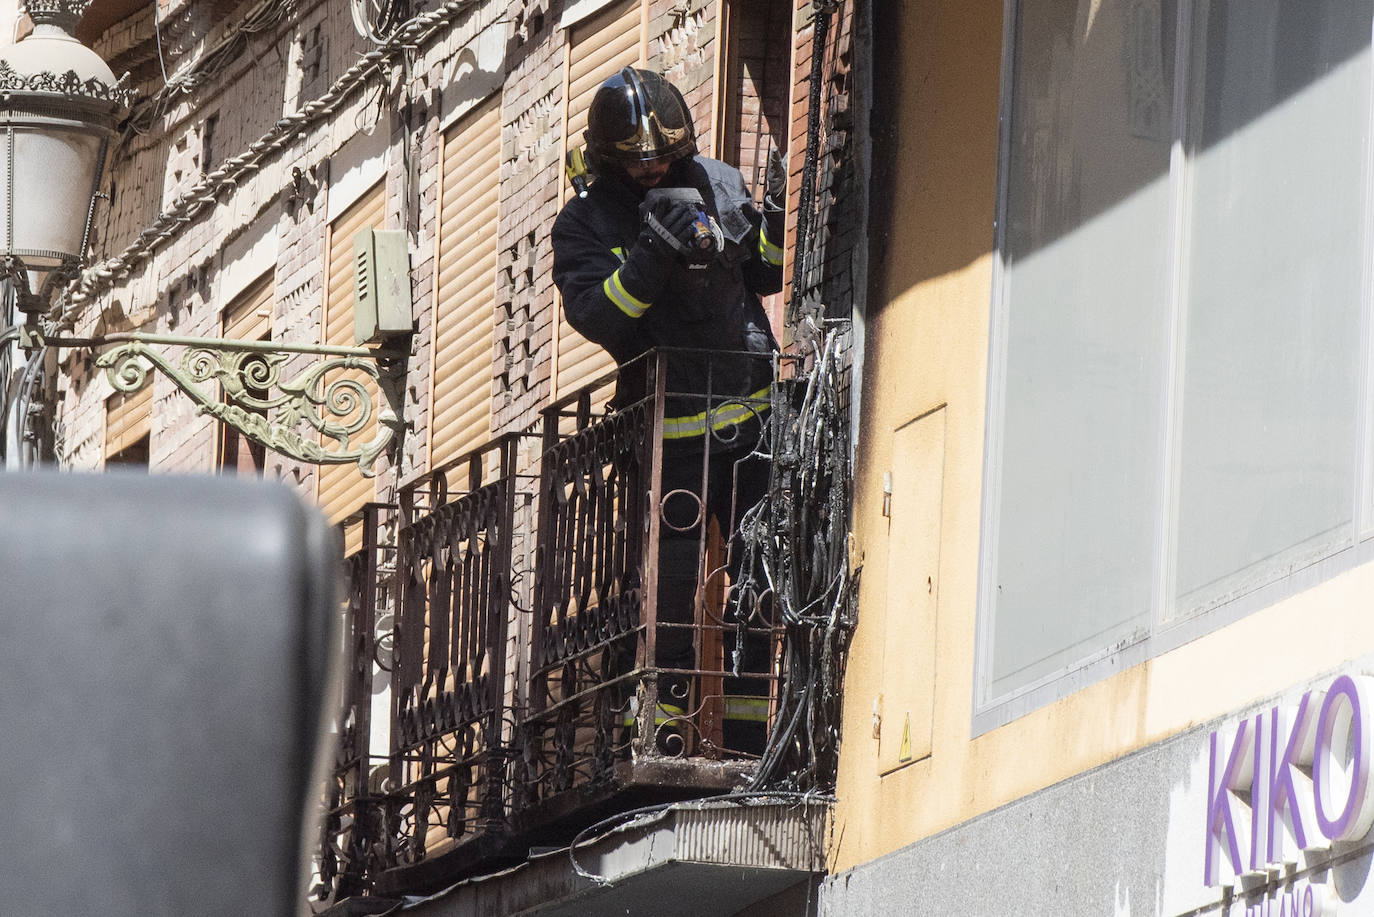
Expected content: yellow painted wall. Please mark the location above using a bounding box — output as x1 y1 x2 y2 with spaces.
834 0 1374 873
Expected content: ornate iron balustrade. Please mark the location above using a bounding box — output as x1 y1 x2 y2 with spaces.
314 504 392 908
311 347 839 908
385 435 535 869
518 349 791 811
517 357 660 806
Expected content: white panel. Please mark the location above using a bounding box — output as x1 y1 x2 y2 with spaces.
438 23 506 132
326 127 389 224
559 0 618 31
219 209 279 307
982 0 1374 713
989 0 1173 700
1174 1 1372 612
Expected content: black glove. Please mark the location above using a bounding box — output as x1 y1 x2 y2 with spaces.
644 197 707 258
618 201 693 301
764 147 787 213
622 223 677 296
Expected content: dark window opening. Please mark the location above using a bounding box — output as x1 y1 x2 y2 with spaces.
107 434 150 469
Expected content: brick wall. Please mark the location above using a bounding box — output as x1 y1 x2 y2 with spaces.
494 3 562 434
55 0 864 500
719 0 791 190
783 0 862 324
396 66 440 483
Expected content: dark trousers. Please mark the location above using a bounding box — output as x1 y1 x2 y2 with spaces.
654 442 772 751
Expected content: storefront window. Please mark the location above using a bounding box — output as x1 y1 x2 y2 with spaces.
979 0 1374 723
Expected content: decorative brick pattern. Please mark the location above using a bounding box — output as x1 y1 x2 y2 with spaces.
398 70 441 484
648 0 718 152
493 6 563 433
54 0 864 515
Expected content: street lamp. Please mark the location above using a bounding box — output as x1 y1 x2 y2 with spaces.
0 0 408 474
0 0 129 313
0 0 128 466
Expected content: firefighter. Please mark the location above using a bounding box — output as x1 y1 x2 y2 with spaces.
551 67 786 755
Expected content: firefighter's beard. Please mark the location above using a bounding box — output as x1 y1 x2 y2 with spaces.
626 159 672 189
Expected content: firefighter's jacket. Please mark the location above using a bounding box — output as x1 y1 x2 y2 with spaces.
552 155 784 446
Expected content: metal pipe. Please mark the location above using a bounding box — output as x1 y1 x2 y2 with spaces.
41 329 402 359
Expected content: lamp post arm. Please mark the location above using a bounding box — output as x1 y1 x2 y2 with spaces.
40 331 409 477
44 330 401 359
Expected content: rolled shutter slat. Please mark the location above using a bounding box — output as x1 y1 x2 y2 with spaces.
105 383 153 459
223 273 274 342
316 180 387 528
431 96 501 471
556 0 643 404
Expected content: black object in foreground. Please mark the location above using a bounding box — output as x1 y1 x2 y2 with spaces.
0 470 341 917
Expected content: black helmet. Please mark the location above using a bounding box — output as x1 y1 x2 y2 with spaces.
585 68 696 169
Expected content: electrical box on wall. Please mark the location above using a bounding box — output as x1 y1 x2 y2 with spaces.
353 228 412 344
877 405 946 776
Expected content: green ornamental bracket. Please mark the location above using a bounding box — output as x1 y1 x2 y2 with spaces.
86 332 406 477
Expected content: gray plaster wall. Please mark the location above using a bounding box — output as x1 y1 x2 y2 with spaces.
822 669 1374 917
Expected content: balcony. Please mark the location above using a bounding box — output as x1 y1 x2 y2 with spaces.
312 344 852 913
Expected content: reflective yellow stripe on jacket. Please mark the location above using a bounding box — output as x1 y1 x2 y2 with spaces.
724 695 770 723
621 701 687 727
663 387 772 440
758 225 784 267
604 267 650 318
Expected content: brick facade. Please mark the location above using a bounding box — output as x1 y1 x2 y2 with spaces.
52 0 863 519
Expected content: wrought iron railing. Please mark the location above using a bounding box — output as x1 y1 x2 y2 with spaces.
314 503 391 906
517 350 789 809
516 357 660 805
386 434 535 868
313 347 835 909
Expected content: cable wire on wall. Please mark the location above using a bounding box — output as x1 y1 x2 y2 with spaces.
734 321 856 792
151 0 171 87
788 0 838 324
351 0 407 43
64 0 482 325
126 0 297 139
732 0 856 794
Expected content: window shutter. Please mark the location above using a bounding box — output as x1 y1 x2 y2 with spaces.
104 384 152 465
430 95 501 471
218 272 275 475
222 271 273 342
317 180 387 530
555 0 645 403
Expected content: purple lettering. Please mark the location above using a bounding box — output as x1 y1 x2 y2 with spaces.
1250 712 1269 871
1268 694 1316 862
1206 719 1254 885
1313 675 1374 841
1203 675 1374 886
